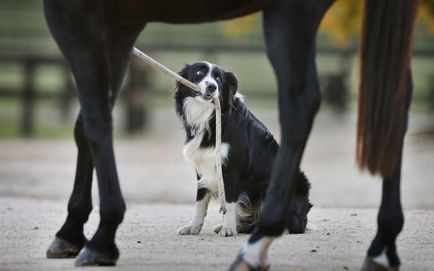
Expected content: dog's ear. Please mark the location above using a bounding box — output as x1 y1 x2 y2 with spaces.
177 64 190 89
225 72 238 95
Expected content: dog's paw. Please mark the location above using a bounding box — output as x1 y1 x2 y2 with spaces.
177 224 202 235
220 226 237 237
213 224 223 234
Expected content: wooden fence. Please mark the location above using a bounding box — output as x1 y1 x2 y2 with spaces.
1 44 432 137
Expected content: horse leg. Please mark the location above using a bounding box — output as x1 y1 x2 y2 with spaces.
43 0 144 265
362 74 412 271
47 52 136 257
228 0 334 270
47 113 94 258
362 168 404 271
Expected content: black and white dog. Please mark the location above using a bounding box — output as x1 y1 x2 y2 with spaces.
175 62 312 237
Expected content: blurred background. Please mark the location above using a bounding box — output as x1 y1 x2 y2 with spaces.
0 1 434 209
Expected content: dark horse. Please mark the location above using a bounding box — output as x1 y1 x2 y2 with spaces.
43 0 419 270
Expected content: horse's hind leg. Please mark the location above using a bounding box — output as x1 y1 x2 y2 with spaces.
362 168 404 271
362 74 412 271
228 0 334 270
43 0 144 265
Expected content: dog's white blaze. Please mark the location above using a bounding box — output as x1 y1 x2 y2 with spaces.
241 237 274 269
198 61 218 96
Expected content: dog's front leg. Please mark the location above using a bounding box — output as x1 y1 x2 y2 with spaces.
219 203 238 237
216 169 240 237
178 188 211 235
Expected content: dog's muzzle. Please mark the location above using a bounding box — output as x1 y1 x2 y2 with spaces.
203 84 217 100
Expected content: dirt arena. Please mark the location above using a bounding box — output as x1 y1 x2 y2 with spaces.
1 108 433 270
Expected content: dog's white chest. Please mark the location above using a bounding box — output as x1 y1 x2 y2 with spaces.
183 135 229 191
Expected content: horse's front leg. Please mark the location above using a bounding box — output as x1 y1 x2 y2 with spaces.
46 113 94 258
229 1 334 270
43 0 144 265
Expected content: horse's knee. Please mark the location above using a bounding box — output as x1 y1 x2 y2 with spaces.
100 199 126 225
74 116 89 149
256 200 287 236
278 88 321 144
80 112 113 151
67 198 93 222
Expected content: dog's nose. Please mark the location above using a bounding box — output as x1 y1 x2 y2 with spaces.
206 84 217 93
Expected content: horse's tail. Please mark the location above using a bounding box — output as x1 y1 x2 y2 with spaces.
356 0 419 178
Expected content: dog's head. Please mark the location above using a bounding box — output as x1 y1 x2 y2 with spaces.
177 62 238 112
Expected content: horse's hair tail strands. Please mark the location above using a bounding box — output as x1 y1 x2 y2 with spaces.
356 0 419 178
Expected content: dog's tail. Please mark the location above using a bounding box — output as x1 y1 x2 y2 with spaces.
236 193 260 233
356 0 418 177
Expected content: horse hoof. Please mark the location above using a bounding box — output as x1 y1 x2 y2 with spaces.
75 247 117 266
228 254 269 271
46 237 81 258
361 257 399 271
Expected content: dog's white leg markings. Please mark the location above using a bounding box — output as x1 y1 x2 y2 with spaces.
372 249 391 268
240 237 274 269
178 192 211 235
220 202 238 237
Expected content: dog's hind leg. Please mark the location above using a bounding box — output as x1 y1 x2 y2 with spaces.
43 0 144 265
228 0 334 270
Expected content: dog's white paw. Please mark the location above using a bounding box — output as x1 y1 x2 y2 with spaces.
177 224 202 235
220 225 237 237
213 224 223 234
306 222 318 231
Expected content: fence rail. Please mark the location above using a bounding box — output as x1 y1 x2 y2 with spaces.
1 44 433 137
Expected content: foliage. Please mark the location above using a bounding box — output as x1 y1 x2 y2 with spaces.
220 1 434 48
419 0 434 35
319 1 363 48
220 13 259 39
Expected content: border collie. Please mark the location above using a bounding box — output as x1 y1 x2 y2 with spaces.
175 62 312 236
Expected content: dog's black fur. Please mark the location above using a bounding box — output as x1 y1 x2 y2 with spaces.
175 62 312 234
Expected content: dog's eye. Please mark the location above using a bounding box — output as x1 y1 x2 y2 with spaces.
215 76 222 82
196 70 204 76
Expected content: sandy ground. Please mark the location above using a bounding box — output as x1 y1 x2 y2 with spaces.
0 107 434 270
0 199 433 271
